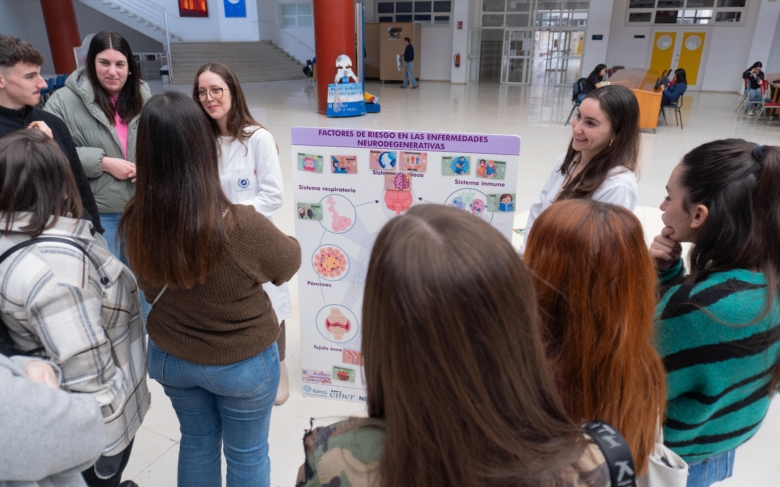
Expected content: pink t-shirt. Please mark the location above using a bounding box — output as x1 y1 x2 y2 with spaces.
110 95 129 158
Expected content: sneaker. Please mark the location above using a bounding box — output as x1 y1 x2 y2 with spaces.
411 85 418 89
274 360 290 406
400 85 407 89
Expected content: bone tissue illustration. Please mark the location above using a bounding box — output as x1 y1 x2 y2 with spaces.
325 307 351 340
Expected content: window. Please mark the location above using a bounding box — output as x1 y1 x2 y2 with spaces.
281 4 312 27
179 0 208 17
377 1 451 24
481 0 588 29
626 0 747 24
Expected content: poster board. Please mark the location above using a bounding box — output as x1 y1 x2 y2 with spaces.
292 127 521 402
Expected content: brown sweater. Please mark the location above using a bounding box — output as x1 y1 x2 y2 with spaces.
139 204 301 365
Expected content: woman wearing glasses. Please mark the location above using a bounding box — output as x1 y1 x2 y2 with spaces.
193 63 293 405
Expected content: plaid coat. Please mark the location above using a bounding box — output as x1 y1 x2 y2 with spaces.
0 213 150 456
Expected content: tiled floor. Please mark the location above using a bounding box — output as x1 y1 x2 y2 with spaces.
126 79 780 486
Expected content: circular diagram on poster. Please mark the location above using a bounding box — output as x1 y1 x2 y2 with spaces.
319 194 356 234
316 305 358 344
657 35 673 50
312 244 350 281
445 188 493 224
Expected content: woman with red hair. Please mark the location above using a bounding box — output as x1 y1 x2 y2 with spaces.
524 199 667 477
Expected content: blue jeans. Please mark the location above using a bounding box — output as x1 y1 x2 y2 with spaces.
576 92 587 103
403 60 418 87
101 213 151 322
147 339 280 487
686 449 735 487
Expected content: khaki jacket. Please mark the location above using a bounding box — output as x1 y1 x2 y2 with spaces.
45 68 151 214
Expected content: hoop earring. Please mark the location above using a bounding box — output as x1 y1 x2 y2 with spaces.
609 139 614 147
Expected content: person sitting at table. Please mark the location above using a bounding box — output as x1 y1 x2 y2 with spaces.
661 68 687 106
577 64 607 102
743 61 769 114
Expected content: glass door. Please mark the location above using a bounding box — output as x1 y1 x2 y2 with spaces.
501 28 533 84
468 28 481 83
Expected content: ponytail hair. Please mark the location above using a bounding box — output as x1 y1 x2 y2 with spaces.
679 139 780 393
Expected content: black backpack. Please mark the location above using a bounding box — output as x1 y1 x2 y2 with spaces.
0 237 89 357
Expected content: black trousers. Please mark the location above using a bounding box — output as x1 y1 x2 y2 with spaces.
82 439 134 487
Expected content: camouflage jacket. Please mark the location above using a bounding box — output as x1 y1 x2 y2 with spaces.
296 418 612 487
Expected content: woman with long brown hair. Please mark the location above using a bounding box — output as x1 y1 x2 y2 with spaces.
192 62 293 405
520 84 640 253
120 91 301 486
524 199 666 477
297 204 613 487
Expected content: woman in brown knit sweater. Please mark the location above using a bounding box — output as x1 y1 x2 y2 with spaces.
119 91 301 487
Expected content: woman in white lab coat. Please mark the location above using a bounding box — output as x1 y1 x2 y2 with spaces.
520 85 641 254
193 62 292 405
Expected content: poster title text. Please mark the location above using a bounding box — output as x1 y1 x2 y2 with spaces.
317 129 489 151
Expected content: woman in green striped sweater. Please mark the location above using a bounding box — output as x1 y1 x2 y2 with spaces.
650 139 780 487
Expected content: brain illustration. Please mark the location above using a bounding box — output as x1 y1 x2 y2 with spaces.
313 246 348 279
384 190 413 215
393 172 411 190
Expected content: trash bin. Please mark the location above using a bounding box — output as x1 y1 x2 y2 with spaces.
160 65 169 84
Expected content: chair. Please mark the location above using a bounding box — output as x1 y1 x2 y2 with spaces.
750 80 780 126
660 86 687 129
736 78 749 115
565 78 587 126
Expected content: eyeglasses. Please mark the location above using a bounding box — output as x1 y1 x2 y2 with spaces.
195 87 226 102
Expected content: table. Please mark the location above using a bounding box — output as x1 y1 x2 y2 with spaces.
605 68 663 130
764 73 780 116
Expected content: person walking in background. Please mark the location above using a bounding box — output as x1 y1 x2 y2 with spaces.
524 199 668 479
401 37 418 89
44 31 152 319
0 130 149 487
650 139 780 487
121 91 301 487
0 34 103 239
193 62 293 406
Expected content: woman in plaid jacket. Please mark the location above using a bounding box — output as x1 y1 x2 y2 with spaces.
0 130 149 487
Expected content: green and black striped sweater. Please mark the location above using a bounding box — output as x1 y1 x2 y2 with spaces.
656 259 780 463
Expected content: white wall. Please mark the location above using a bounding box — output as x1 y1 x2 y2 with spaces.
581 0 614 76
450 0 470 83
604 0 779 92
0 0 164 76
257 0 315 63
747 0 780 73
421 26 453 80
768 11 780 73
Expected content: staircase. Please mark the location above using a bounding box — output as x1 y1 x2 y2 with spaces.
170 41 305 84
77 0 183 43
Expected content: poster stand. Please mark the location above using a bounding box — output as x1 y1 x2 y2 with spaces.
292 127 521 402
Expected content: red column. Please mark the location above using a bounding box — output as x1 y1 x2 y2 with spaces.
40 0 81 74
313 0 355 114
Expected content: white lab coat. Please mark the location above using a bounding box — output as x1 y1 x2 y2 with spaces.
520 153 637 254
219 127 291 324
